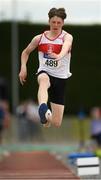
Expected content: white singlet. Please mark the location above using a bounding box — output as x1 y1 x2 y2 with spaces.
37 30 72 79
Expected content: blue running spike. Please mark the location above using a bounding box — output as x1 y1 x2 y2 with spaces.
38 103 48 124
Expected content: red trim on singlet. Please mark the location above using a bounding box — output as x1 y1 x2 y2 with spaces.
44 31 62 41
38 34 43 45
38 43 62 54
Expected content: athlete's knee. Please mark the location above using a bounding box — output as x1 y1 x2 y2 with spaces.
38 73 50 87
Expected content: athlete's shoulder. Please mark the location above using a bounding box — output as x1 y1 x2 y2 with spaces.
32 34 42 41
31 34 43 45
62 31 73 45
62 30 73 40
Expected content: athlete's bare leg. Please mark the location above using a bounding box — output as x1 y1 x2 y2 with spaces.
37 73 52 126
50 102 64 128
37 73 64 127
37 73 50 105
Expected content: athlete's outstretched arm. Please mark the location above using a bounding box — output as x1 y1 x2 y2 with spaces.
49 33 73 61
19 34 41 85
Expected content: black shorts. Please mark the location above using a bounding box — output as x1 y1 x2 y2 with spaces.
37 71 67 105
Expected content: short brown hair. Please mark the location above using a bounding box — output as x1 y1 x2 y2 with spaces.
48 8 67 20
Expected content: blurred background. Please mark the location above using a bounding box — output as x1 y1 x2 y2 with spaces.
0 0 101 154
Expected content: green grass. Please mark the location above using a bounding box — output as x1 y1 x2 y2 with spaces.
2 115 91 145
41 116 91 143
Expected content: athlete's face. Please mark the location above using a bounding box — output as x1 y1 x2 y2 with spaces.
49 16 64 32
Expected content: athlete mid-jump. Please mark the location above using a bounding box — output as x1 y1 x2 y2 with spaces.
19 7 73 128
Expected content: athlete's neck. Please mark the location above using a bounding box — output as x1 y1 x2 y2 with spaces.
47 30 62 39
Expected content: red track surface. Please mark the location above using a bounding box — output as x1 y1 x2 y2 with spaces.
0 151 80 179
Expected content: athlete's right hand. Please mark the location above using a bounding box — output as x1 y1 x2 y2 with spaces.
19 64 27 85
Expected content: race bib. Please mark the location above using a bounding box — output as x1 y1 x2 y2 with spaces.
43 53 60 68
45 59 58 67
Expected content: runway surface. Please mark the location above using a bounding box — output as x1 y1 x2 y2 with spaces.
0 151 80 179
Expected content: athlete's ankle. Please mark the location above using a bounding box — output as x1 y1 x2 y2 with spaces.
38 103 52 125
45 109 52 121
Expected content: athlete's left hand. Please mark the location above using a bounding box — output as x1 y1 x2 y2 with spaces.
48 52 60 61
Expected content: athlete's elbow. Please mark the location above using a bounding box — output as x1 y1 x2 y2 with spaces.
21 49 29 59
